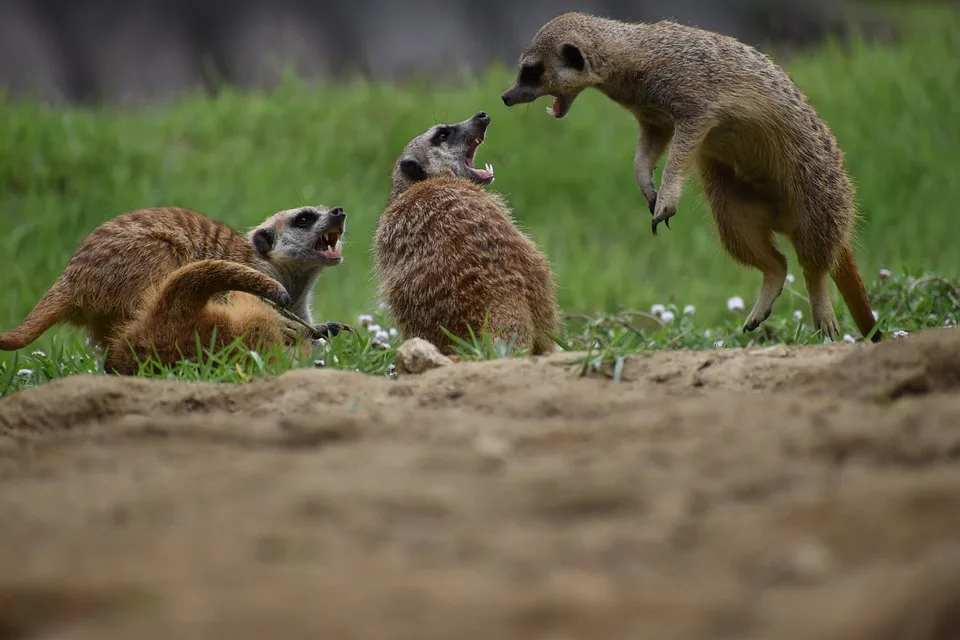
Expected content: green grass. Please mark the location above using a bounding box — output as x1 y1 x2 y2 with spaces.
0 4 957 395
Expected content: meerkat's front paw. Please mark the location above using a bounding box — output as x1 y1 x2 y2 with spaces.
311 322 355 340
651 197 676 236
635 170 658 216
280 316 314 345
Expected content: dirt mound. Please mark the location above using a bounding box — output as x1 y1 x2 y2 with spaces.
1 328 959 639
785 326 960 401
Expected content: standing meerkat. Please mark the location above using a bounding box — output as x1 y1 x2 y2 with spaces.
0 205 349 356
375 111 562 356
500 12 882 343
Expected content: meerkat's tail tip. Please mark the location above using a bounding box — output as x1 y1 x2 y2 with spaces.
831 244 882 343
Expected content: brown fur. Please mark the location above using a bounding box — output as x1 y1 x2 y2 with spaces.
501 12 882 343
0 205 348 362
375 113 561 355
102 260 313 375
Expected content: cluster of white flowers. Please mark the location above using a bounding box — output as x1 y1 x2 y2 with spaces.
649 302 698 325
357 313 398 348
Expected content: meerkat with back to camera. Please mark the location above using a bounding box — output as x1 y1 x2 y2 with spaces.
374 111 562 356
500 12 882 343
0 205 351 374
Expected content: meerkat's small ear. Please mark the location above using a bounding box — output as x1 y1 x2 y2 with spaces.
400 157 427 182
561 43 586 71
252 228 275 256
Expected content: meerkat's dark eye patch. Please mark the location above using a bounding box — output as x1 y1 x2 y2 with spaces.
252 228 275 256
518 61 545 85
292 209 320 229
560 44 585 71
431 127 454 145
400 157 428 182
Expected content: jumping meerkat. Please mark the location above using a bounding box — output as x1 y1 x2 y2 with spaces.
0 205 349 356
500 12 882 343
375 111 562 356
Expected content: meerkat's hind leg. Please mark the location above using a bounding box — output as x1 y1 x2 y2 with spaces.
699 159 788 333
790 222 843 342
800 267 840 341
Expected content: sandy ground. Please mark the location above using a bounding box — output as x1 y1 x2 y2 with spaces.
1 327 960 639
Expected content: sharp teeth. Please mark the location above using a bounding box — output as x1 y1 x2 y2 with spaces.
546 106 553 115
486 163 494 175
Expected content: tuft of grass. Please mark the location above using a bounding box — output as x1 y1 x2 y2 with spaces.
0 4 956 394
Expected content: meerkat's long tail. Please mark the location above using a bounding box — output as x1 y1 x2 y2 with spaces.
150 259 290 323
0 287 71 351
830 244 882 343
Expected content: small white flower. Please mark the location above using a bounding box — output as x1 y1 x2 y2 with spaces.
714 340 724 348
945 318 955 327
785 273 795 284
683 304 695 315
793 310 803 321
31 350 46 358
703 329 712 338
661 310 675 323
727 296 745 312
367 324 381 334
842 334 856 343
650 303 665 316
893 330 908 338
315 338 328 347
16 368 33 377
332 355 340 364
373 329 390 344
872 310 879 321
389 328 398 337
879 268 891 280
928 313 938 321
358 314 373 326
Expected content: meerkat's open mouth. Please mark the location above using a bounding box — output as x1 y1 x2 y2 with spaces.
465 135 495 184
546 94 573 119
316 228 342 260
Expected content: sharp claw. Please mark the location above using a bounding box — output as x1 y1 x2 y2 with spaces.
665 218 671 230
652 218 659 236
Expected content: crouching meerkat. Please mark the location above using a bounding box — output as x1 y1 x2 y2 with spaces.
103 259 308 375
0 205 350 368
374 111 562 356
500 12 882 343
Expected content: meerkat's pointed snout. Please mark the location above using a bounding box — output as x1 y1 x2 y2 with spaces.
473 111 490 123
330 207 346 219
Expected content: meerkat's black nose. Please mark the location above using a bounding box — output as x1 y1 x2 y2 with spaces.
501 92 512 106
474 111 490 123
330 207 346 218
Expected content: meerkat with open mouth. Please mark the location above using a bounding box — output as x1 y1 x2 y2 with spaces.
500 11 881 344
0 205 351 372
376 111 561 356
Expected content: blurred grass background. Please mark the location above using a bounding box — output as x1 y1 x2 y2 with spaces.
0 3 957 366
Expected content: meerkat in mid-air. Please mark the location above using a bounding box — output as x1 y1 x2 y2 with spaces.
0 205 350 360
500 12 881 343
375 111 562 356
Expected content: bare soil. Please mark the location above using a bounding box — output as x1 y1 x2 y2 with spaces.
2 327 960 640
